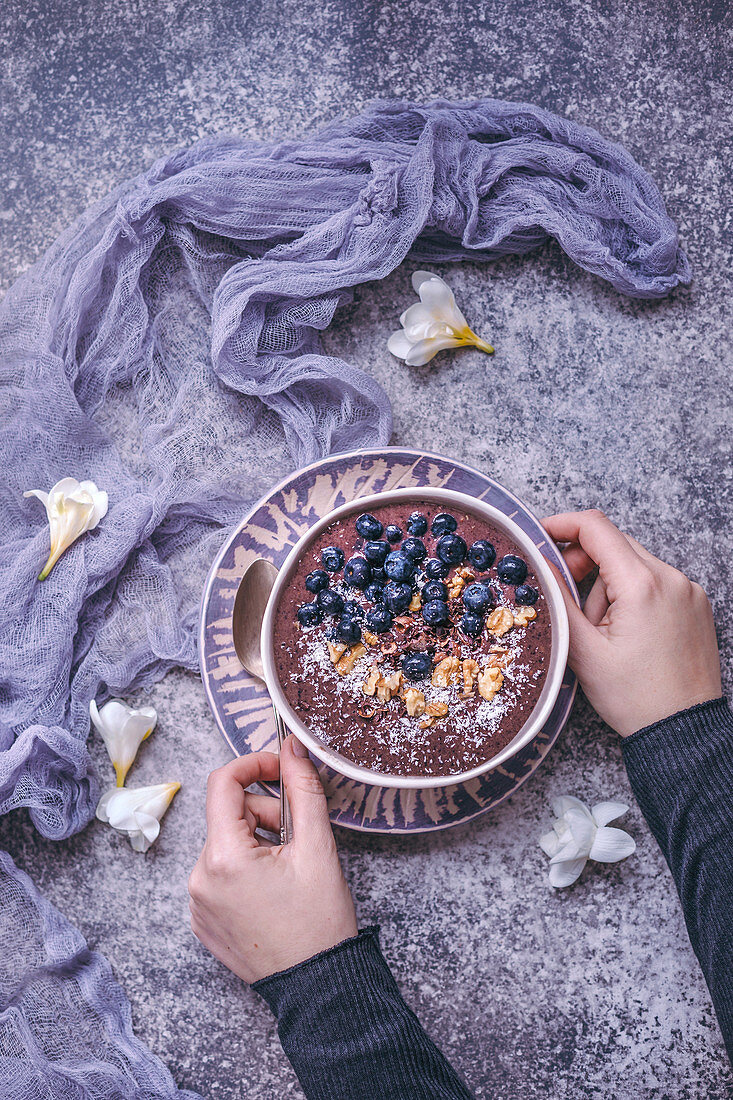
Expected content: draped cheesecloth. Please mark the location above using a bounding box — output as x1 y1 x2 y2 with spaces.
0 99 689 1096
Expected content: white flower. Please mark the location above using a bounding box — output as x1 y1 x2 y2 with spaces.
24 477 108 580
96 782 181 852
90 699 157 787
387 271 494 366
539 795 636 888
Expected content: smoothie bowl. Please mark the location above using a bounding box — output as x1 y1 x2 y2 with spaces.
261 487 569 789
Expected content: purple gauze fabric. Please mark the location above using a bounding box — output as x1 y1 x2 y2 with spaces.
0 99 690 842
0 99 690 1095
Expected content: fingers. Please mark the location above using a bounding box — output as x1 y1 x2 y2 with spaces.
583 573 610 627
206 751 280 844
245 793 281 834
547 561 604 673
280 735 334 851
558 543 597 583
543 511 647 590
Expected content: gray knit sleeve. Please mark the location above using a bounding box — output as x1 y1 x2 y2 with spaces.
253 926 474 1099
622 697 733 1063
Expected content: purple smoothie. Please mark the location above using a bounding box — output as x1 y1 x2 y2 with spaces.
273 500 551 776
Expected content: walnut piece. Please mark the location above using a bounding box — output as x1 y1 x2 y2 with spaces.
376 670 402 702
447 574 466 599
426 700 449 717
328 641 348 664
362 629 379 646
431 655 461 687
486 607 514 637
361 664 381 696
403 687 426 716
336 643 366 675
462 657 480 692
487 646 513 669
478 665 504 701
513 605 537 627
408 592 422 613
419 699 450 729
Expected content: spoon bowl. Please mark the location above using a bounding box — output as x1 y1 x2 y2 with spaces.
232 558 278 681
231 557 292 843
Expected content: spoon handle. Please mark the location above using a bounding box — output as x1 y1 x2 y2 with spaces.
274 706 293 845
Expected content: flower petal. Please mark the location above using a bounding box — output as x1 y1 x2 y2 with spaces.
589 827 636 864
411 270 444 295
417 275 456 314
23 489 50 509
539 829 562 857
405 335 462 366
549 857 587 888
400 302 436 332
550 835 589 864
563 806 596 851
387 331 414 360
591 801 629 827
552 795 593 820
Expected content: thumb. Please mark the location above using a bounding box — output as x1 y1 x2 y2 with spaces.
280 735 334 850
548 562 602 677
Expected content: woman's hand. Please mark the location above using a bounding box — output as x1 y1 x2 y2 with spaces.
189 735 357 983
543 510 721 737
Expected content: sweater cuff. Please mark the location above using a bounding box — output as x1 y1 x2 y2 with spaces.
622 698 733 791
252 926 388 1017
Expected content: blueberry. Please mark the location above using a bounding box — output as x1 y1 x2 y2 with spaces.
364 540 389 565
384 551 415 583
422 579 448 602
370 567 387 584
342 599 365 620
407 511 428 536
385 524 403 544
468 539 496 570
460 613 483 637
436 532 467 565
422 599 449 626
402 537 427 562
336 617 362 645
355 513 383 539
364 583 385 604
424 557 450 580
383 581 413 613
365 606 393 634
431 512 457 536
344 556 372 589
316 588 345 616
462 582 492 614
297 602 323 626
305 569 330 594
402 652 433 681
497 554 528 585
321 546 345 572
515 583 539 606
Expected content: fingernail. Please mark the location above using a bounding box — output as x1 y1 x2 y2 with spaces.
292 737 308 758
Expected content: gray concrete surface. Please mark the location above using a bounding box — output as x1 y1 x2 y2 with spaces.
1 0 731 1096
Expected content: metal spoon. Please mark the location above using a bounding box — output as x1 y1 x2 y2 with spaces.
232 558 292 845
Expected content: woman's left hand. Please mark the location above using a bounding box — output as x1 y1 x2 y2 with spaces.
189 735 357 984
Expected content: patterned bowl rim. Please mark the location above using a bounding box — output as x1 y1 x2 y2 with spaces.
260 485 569 789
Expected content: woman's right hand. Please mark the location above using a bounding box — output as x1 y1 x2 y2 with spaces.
188 736 357 984
542 510 721 737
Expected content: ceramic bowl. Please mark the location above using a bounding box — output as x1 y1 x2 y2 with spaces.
261 486 569 790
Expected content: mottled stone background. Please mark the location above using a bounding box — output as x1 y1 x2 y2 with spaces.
1 0 731 1097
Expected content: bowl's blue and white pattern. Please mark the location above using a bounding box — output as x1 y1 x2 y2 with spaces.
199 448 578 834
